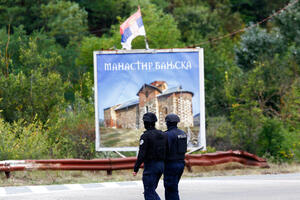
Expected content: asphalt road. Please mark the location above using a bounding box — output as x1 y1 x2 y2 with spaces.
1 173 300 200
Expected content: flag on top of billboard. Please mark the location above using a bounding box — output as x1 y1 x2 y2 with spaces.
120 7 146 50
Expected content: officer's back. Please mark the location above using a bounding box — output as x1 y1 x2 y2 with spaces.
142 128 167 161
133 112 168 200
165 127 186 161
163 113 187 200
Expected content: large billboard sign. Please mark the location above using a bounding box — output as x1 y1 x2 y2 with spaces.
94 48 206 151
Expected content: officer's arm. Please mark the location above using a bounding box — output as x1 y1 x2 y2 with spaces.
133 134 148 173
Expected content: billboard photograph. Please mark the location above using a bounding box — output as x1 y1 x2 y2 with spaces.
94 48 205 151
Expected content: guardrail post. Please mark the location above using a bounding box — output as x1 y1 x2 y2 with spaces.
106 170 112 176
185 157 193 172
5 171 10 179
186 164 192 172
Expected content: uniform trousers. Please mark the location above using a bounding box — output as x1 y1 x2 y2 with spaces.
142 160 164 200
163 160 185 200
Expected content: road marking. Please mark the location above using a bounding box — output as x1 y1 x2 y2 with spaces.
180 179 300 184
1 175 300 196
64 184 84 190
101 182 122 188
45 185 69 191
0 187 6 195
27 185 49 193
4 186 31 194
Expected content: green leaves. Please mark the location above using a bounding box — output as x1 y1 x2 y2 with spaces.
0 119 49 160
41 0 88 46
226 3 300 157
0 70 66 123
76 3 183 74
235 27 287 71
19 36 62 74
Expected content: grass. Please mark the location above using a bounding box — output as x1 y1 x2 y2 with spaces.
99 126 201 148
100 127 140 147
1 162 300 187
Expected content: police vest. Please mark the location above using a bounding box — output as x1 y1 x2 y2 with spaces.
166 128 187 161
144 129 167 161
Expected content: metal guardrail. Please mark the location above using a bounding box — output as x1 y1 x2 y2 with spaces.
0 150 268 178
184 150 269 171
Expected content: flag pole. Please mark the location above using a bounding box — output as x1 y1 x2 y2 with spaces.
144 36 149 50
138 5 149 50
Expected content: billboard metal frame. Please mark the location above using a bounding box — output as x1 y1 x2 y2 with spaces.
93 48 206 152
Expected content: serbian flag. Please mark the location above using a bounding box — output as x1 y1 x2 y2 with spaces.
120 7 146 50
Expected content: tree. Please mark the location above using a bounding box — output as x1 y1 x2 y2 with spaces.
76 2 182 74
19 34 62 75
257 118 289 161
276 1 300 67
204 38 241 116
72 0 133 37
227 11 300 154
0 0 51 33
173 5 220 43
172 0 243 44
230 102 265 153
235 26 287 71
0 26 28 76
0 70 66 123
230 0 289 24
0 119 50 160
41 0 88 46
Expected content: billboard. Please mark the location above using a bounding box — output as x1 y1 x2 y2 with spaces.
94 48 205 151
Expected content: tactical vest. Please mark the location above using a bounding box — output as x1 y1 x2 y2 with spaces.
145 129 167 161
166 128 187 161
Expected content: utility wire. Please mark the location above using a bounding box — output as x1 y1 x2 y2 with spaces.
187 0 299 47
2 0 298 46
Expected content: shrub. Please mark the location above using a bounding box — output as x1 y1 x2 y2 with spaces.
48 93 95 159
206 116 233 151
257 118 294 162
0 119 49 160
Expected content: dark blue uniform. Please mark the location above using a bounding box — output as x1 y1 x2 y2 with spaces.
134 114 168 200
164 114 187 200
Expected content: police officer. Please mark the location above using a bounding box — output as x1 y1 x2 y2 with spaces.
133 112 168 200
164 114 187 200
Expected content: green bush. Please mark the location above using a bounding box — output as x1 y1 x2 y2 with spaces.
257 118 294 163
0 119 49 160
48 93 95 159
0 70 66 124
206 116 233 151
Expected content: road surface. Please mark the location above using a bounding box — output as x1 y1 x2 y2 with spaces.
1 173 300 200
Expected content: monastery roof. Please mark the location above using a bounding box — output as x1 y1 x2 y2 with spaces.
157 86 194 97
114 98 139 111
136 84 162 96
106 83 193 111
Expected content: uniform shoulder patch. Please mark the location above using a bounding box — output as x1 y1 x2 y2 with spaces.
178 134 187 139
140 139 144 145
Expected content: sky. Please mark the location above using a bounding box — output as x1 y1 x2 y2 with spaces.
96 51 202 120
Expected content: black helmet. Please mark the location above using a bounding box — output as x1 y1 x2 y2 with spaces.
143 112 157 122
165 114 180 123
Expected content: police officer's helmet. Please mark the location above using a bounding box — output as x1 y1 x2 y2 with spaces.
143 112 157 122
165 114 180 123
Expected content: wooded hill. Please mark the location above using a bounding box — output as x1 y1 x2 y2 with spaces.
0 0 299 162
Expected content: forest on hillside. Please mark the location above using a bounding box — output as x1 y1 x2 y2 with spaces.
0 0 299 162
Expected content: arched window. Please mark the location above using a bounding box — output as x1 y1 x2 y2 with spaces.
163 107 168 115
145 91 149 98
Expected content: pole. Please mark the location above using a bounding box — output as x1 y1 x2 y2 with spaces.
144 36 149 50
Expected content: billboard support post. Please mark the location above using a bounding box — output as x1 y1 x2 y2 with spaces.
198 48 206 150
